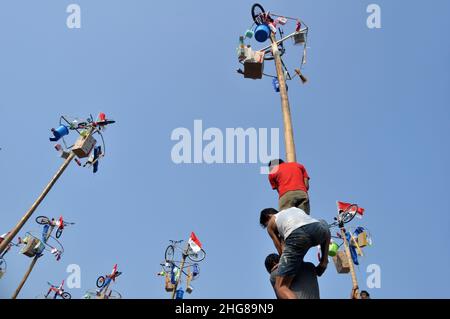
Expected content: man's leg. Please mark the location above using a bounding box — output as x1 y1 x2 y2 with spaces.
303 220 331 276
275 275 296 299
276 228 311 299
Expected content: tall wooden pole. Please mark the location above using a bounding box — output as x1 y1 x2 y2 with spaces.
0 152 75 255
11 255 39 299
271 33 297 163
0 127 96 255
340 227 359 299
171 252 188 299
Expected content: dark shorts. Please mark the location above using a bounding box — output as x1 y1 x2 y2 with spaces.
278 220 330 277
279 190 310 214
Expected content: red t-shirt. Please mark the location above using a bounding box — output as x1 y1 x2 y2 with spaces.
269 162 310 198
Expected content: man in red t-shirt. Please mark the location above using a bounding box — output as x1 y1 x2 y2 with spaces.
268 159 310 214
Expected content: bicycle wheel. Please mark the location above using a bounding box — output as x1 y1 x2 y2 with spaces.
56 228 63 239
187 249 206 263
96 276 105 288
61 292 71 299
251 3 266 25
340 204 358 224
36 216 50 225
165 245 175 262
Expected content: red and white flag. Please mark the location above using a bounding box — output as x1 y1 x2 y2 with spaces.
188 232 202 253
337 201 365 218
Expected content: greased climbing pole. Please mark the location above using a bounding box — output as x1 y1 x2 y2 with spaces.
237 3 310 163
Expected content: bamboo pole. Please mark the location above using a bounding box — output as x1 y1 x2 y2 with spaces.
270 33 297 163
171 252 188 299
0 152 75 255
11 255 39 299
340 227 359 299
0 127 96 255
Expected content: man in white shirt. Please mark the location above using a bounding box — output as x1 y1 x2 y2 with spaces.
260 207 331 299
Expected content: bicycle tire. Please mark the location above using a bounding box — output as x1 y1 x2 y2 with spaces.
96 276 105 288
36 216 50 225
340 204 358 224
187 249 206 263
61 292 71 299
251 3 266 25
165 245 175 262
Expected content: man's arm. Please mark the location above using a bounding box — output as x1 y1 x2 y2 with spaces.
304 177 309 191
268 171 278 190
267 220 283 255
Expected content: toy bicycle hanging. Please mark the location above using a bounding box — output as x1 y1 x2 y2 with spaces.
18 215 72 261
237 3 309 86
43 280 71 299
84 264 123 299
35 215 75 239
49 112 115 174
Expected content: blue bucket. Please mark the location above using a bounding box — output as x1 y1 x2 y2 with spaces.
192 264 199 277
175 289 184 300
254 24 270 43
50 125 69 142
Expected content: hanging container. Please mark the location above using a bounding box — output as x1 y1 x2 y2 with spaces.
192 264 200 277
175 289 184 300
332 251 350 274
254 24 271 43
293 32 306 45
245 29 254 39
50 125 69 142
165 275 174 292
72 134 97 158
328 242 339 257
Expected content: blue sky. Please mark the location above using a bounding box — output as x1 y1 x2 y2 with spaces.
1 0 449 299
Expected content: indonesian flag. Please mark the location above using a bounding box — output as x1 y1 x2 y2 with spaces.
188 232 202 253
337 201 365 218
111 264 118 280
0 232 9 243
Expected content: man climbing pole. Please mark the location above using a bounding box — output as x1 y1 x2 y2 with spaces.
259 206 330 299
268 159 311 214
265 254 320 299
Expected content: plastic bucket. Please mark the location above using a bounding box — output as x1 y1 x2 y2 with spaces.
192 264 199 277
51 125 69 141
328 242 339 257
254 24 270 43
175 289 184 300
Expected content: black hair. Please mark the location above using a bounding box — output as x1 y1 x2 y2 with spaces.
360 290 370 297
264 253 280 273
260 208 278 228
268 159 284 168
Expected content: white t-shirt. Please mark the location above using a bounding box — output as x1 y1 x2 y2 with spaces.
275 207 318 240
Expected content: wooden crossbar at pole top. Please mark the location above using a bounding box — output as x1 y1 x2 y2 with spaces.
340 227 359 299
270 33 297 163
